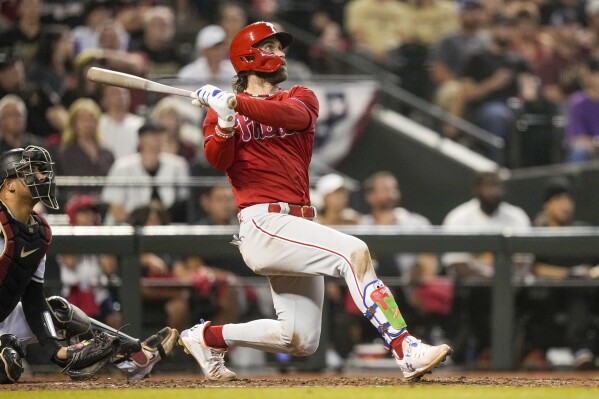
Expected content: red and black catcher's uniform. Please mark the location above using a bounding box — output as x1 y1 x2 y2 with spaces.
0 201 59 356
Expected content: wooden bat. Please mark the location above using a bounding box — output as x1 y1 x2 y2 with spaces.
86 67 237 109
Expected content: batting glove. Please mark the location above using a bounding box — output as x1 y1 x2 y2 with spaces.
193 85 237 129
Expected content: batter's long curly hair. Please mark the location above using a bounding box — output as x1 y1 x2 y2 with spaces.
232 72 249 93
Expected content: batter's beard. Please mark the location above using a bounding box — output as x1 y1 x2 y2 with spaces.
255 66 288 85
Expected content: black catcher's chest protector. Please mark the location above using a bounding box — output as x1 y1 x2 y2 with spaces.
0 202 51 321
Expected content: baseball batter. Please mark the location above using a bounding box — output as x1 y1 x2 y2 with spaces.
0 146 178 383
179 22 452 382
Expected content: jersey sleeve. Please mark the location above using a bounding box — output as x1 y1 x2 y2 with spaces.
203 109 237 171
235 86 319 132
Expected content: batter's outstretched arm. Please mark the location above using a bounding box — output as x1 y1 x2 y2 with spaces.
235 88 318 132
204 112 236 171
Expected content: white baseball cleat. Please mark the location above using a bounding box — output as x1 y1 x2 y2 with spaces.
179 320 237 381
394 335 452 382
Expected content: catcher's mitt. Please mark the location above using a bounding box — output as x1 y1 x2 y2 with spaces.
55 332 121 381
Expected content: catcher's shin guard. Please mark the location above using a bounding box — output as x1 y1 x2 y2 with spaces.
47 296 92 340
362 279 408 346
47 296 141 355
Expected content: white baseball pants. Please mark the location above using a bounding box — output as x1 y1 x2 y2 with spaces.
0 303 37 345
222 204 378 355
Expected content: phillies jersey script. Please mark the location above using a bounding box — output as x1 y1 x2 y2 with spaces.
203 86 319 209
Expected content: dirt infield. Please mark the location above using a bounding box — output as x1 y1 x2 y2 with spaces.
5 371 599 390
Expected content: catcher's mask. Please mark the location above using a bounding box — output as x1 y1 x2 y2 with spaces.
229 21 293 74
0 145 58 209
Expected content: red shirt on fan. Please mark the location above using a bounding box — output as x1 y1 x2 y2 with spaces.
203 86 319 210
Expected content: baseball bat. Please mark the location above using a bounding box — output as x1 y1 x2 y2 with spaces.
86 67 237 109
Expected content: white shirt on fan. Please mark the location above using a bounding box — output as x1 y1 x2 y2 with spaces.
441 198 531 275
98 113 144 160
101 152 190 221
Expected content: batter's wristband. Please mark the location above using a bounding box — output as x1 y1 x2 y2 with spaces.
215 125 235 139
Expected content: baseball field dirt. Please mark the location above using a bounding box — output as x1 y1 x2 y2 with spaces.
4 371 599 390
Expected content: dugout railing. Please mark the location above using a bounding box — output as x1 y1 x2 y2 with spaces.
47 225 599 371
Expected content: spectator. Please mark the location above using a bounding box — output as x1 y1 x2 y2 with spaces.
102 122 189 224
536 7 589 105
57 194 122 328
113 0 150 45
178 24 236 83
174 255 243 328
361 170 442 281
194 184 237 225
403 0 459 47
27 25 75 106
56 98 115 199
523 178 599 370
71 0 113 55
127 202 189 332
74 21 148 77
41 0 86 27
442 171 531 367
508 5 552 73
98 85 144 160
26 24 75 141
360 171 449 342
385 0 462 100
217 2 248 49
430 0 486 116
0 0 42 68
387 39 432 100
0 50 57 147
564 57 599 162
150 96 197 163
308 11 350 74
249 0 280 21
0 47 27 100
63 54 104 110
540 0 587 27
442 171 531 278
187 159 228 223
0 0 18 28
344 0 411 63
0 95 44 154
97 20 129 52
586 0 599 59
313 173 360 225
129 6 185 79
455 13 534 163
185 182 255 326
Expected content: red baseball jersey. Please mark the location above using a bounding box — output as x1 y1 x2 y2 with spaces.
203 86 319 210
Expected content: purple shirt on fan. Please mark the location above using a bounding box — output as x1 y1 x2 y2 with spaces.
566 91 599 142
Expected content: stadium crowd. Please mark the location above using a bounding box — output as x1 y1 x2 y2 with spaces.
0 0 598 372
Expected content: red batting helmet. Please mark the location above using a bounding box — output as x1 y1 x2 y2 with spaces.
229 21 293 74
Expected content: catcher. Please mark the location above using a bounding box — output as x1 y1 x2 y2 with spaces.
0 146 178 383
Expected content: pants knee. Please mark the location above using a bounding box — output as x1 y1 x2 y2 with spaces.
475 103 513 138
348 239 374 278
281 326 321 356
290 333 320 356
